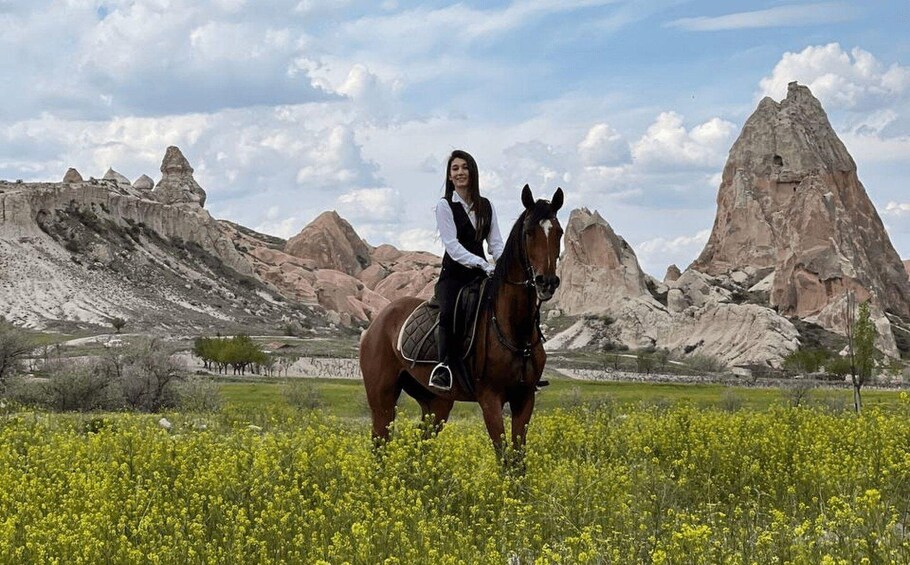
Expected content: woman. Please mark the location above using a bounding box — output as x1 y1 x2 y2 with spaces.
430 150 504 391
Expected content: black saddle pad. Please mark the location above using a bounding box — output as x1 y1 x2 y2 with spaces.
398 278 487 365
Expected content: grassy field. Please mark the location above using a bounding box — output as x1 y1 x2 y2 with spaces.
7 330 910 562
3 393 910 562
219 373 906 421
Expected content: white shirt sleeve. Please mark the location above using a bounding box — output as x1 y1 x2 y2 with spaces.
436 199 487 270
487 201 505 262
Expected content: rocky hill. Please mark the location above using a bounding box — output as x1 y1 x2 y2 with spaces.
691 82 909 354
0 148 322 333
547 211 800 368
548 82 910 366
220 214 438 327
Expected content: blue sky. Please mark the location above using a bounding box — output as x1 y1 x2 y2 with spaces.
1 0 908 276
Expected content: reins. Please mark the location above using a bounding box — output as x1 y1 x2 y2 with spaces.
489 219 546 368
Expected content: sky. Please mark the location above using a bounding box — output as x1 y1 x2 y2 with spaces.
1 0 908 277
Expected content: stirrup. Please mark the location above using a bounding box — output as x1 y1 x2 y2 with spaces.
429 363 453 391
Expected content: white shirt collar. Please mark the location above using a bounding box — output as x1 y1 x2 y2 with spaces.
451 190 473 211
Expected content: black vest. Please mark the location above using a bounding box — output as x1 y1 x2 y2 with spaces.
439 195 491 284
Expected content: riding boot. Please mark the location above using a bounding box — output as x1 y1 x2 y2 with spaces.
448 336 472 393
429 326 453 391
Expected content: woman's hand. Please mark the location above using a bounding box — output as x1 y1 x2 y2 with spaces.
482 262 495 276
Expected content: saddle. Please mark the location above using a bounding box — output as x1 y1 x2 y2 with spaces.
398 278 488 365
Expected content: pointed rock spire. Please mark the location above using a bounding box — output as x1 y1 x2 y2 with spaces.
103 168 131 186
62 168 83 183
552 208 651 315
133 174 154 190
152 146 206 207
285 211 372 275
690 82 909 354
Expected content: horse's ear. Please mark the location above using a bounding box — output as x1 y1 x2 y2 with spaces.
521 184 534 210
551 187 564 213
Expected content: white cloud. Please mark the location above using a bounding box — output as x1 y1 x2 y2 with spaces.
884 202 910 217
254 216 301 239
758 43 910 111
635 229 711 275
841 132 910 163
295 125 378 188
667 3 857 32
337 187 401 223
1 0 333 120
631 112 736 171
577 123 629 166
398 228 440 253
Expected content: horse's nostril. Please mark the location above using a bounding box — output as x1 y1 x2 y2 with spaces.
535 274 545 285
552 275 561 288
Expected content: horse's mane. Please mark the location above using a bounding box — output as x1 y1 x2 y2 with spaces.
489 200 554 301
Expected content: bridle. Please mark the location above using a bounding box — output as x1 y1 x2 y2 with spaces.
490 213 557 360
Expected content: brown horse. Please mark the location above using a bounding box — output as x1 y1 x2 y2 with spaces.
359 185 564 453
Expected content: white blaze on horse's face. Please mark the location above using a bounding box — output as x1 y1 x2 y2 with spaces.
540 219 552 238
526 215 563 301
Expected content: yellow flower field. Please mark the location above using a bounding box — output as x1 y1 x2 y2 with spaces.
2 398 910 563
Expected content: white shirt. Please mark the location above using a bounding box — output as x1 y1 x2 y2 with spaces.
435 191 504 271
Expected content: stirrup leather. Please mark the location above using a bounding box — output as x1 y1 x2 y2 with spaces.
429 363 453 391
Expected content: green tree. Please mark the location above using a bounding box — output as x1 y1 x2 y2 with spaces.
0 319 34 388
845 296 878 413
636 351 654 376
110 317 127 334
783 348 830 375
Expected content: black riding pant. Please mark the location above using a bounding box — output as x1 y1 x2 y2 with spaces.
435 276 462 340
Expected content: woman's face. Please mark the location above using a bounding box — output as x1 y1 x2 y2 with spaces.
449 157 470 191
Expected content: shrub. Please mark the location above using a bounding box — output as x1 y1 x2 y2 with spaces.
635 351 654 375
783 347 830 375
686 353 727 374
0 320 34 388
719 389 743 412
193 335 267 375
562 386 584 409
824 356 852 379
176 376 222 412
784 379 814 407
109 317 127 334
24 358 120 412
283 379 323 410
114 339 184 412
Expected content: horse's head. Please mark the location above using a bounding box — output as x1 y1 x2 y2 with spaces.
520 184 564 301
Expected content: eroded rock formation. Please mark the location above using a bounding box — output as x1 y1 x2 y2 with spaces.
691 82 910 353
152 146 206 207
103 168 131 186
133 174 154 190
62 168 83 183
548 208 799 367
553 208 650 315
221 213 439 325
0 148 316 332
285 211 372 275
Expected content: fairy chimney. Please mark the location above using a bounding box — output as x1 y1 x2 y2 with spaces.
152 146 206 207
62 168 83 183
691 82 910 328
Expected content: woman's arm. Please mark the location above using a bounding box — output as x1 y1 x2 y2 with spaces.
487 201 505 262
436 199 490 271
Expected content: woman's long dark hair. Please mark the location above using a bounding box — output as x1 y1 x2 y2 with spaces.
444 149 491 242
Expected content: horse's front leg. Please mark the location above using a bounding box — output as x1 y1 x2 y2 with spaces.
478 391 506 456
509 388 536 450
